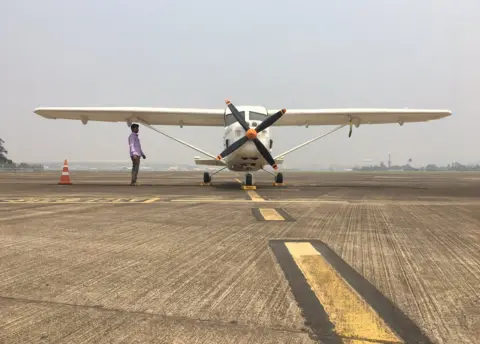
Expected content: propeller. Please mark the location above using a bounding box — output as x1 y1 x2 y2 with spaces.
216 100 286 170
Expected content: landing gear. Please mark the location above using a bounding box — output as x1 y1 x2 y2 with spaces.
201 166 227 185
245 173 253 186
275 172 283 184
240 172 256 190
261 167 284 186
203 172 212 185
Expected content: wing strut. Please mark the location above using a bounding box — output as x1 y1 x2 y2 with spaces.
274 124 346 160
137 118 218 160
210 166 228 176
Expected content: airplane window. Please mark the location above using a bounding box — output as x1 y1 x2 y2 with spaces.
249 111 268 121
225 111 245 126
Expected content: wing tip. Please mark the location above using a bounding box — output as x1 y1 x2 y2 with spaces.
33 108 54 119
436 110 453 119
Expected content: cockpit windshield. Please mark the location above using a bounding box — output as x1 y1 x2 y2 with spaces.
225 111 268 126
249 111 268 121
225 111 245 126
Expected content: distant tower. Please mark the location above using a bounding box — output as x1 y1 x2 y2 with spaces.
388 153 391 168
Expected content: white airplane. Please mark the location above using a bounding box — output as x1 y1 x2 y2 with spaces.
34 100 452 186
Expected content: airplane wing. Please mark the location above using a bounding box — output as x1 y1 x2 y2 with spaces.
267 108 452 126
34 107 452 127
34 107 226 126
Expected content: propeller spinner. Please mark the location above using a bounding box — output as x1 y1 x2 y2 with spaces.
216 100 286 170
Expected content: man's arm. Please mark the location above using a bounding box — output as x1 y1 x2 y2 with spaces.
139 137 146 159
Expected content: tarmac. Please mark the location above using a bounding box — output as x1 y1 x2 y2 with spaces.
0 170 479 343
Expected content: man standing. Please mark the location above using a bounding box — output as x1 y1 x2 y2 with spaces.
128 124 146 185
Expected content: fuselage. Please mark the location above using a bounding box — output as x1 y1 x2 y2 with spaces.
222 106 273 172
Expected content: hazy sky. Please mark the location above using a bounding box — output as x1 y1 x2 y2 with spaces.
2 0 479 166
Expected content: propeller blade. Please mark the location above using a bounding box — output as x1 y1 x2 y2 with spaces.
255 109 286 133
253 138 278 170
216 135 248 160
225 100 250 131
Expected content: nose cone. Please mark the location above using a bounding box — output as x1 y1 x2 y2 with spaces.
246 128 257 140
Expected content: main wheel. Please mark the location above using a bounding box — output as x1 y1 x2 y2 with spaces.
203 172 211 183
275 172 283 184
245 173 253 186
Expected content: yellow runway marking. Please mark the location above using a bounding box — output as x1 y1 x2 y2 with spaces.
0 197 162 204
247 190 264 201
259 208 284 221
143 197 161 203
54 198 82 202
234 178 242 184
285 242 402 343
172 199 348 204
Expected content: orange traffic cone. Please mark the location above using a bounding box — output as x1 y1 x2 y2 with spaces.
59 159 72 185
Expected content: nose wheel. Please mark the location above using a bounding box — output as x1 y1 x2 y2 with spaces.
241 172 257 190
245 173 253 186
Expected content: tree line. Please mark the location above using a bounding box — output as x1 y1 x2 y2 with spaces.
0 137 43 169
353 161 480 172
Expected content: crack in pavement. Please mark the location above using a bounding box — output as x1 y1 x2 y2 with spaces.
0 295 310 336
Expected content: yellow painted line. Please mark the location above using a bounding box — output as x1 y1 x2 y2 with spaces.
259 208 284 221
143 197 161 203
284 242 402 343
171 199 348 204
171 199 254 203
57 198 82 202
29 198 49 203
0 198 160 204
234 178 242 184
170 199 480 206
247 190 264 202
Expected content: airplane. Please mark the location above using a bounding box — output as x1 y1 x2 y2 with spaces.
33 100 452 186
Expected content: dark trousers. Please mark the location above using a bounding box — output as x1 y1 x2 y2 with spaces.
131 156 140 182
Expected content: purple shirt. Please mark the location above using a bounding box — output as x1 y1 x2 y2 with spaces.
128 132 143 157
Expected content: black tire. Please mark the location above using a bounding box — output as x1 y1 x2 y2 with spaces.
245 173 253 186
203 172 211 183
275 172 283 184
